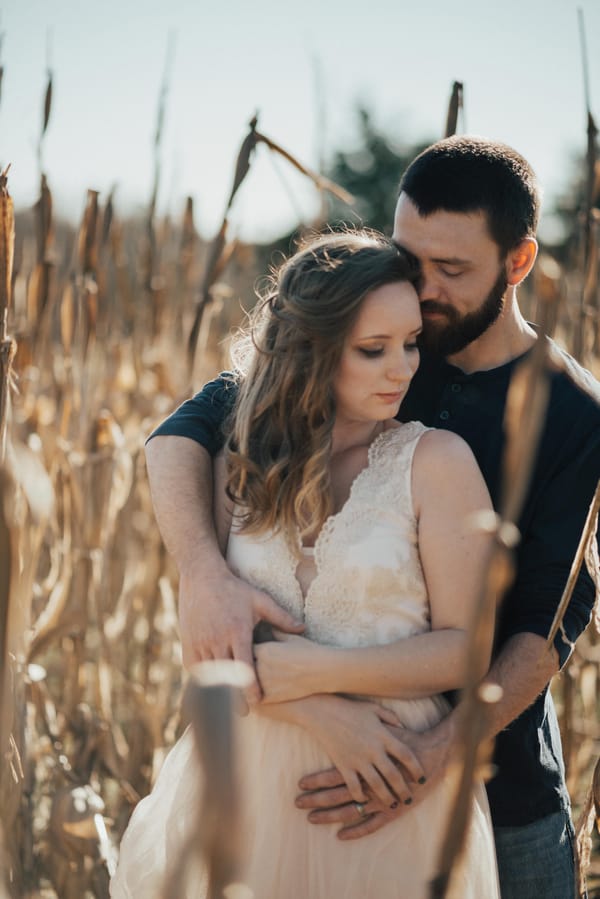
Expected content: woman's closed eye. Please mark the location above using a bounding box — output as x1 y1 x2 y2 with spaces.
358 347 384 358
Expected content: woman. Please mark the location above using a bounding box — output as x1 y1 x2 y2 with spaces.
111 231 500 898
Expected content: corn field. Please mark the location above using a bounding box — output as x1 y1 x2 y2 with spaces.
0 77 599 898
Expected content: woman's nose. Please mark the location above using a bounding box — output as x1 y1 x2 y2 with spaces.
387 354 414 382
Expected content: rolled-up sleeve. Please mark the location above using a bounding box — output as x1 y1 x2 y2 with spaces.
147 373 238 457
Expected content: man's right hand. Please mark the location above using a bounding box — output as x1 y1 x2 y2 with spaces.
144 436 304 704
178 557 304 704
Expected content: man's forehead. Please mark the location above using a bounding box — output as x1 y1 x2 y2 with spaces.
392 194 494 256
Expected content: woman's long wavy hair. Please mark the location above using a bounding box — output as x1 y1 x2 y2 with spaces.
225 229 419 546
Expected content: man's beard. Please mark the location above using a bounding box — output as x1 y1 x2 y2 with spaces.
418 267 508 357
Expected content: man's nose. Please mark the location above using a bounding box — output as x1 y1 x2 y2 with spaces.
417 271 442 300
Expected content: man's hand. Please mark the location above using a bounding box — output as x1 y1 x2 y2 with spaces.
295 716 456 839
145 436 304 704
179 557 304 703
295 770 403 839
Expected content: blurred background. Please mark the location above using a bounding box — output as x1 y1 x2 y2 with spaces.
3 0 600 242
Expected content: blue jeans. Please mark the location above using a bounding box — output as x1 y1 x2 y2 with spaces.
494 810 582 899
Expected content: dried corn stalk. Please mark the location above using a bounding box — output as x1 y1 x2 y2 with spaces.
444 81 464 138
187 116 355 374
574 10 599 362
0 167 14 464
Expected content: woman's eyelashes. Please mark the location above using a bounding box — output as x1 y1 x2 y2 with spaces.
357 343 420 358
357 346 384 358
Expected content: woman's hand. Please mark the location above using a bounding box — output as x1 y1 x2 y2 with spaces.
287 694 425 809
295 715 455 838
254 632 325 703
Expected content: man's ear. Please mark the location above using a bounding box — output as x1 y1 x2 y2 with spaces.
506 237 538 285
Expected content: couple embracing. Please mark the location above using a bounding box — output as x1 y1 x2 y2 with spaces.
112 137 600 898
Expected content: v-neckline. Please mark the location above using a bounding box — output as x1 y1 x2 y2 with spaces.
292 427 396 609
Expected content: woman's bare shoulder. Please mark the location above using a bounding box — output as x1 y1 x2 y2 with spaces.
414 427 477 467
412 428 490 512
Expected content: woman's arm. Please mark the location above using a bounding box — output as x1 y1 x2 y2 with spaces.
255 430 494 702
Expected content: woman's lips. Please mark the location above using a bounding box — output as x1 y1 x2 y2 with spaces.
376 392 404 403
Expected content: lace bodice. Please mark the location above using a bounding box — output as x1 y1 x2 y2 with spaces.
226 421 431 649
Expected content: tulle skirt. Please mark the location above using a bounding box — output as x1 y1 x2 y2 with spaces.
111 694 499 898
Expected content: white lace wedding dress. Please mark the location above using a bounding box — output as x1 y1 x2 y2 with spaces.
111 422 500 898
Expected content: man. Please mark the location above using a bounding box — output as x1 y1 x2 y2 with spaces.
145 137 600 898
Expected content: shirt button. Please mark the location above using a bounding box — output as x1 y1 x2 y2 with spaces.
439 410 450 421
451 383 462 393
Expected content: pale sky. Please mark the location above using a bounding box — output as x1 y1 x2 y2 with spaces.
2 0 599 242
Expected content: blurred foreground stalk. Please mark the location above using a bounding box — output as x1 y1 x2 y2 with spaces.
0 166 15 463
161 661 253 899
0 168 53 896
0 165 16 897
430 287 558 899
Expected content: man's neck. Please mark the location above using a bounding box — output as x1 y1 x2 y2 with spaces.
445 299 537 375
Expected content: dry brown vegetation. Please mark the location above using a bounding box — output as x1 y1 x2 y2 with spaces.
0 84 599 898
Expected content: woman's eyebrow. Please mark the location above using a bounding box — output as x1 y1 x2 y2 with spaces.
357 326 423 340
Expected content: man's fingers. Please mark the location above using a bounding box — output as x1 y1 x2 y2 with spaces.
256 592 304 633
306 802 366 826
304 802 403 837
337 811 393 840
231 640 262 705
298 767 345 792
295 785 352 810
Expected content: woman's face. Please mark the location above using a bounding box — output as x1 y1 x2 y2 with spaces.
333 281 422 426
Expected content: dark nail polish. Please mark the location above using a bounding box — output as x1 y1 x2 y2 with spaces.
390 800 399 809
418 776 427 785
404 797 413 805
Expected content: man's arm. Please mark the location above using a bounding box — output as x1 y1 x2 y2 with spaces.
145 436 265 668
298 390 600 836
145 393 303 702
296 631 558 838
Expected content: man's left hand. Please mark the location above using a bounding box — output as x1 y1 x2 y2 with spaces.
295 769 405 838
295 718 456 839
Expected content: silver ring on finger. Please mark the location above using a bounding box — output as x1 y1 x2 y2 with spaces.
354 801 368 819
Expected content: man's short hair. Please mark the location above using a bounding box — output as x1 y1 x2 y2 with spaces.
399 136 540 255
